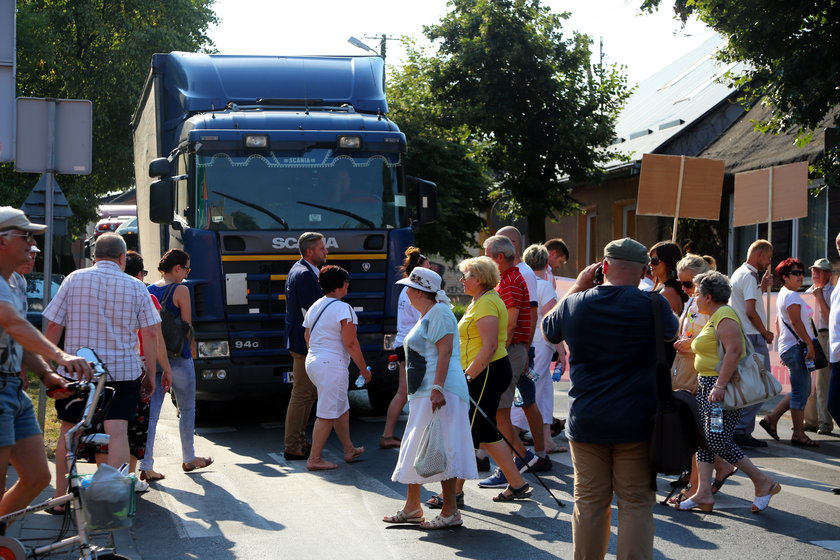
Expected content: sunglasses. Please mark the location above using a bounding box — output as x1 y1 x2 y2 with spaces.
0 231 36 242
142 270 149 277
649 256 661 266
788 270 804 277
459 273 472 282
680 280 694 289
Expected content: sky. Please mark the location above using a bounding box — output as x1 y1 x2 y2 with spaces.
208 0 715 87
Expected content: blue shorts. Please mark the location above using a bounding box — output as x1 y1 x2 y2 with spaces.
780 345 811 409
0 375 42 447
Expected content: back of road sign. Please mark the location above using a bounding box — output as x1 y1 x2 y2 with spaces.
15 98 93 175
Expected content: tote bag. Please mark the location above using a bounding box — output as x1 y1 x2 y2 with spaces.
715 327 781 410
413 410 447 478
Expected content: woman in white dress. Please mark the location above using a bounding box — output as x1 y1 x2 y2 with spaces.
383 268 478 529
303 265 371 471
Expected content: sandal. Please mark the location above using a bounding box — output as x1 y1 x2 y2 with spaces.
791 436 819 447
420 512 463 530
674 498 714 512
182 457 213 472
344 446 365 463
492 483 532 502
752 481 782 513
711 467 738 494
426 492 464 509
759 418 780 441
139 470 166 482
379 436 402 449
668 488 692 505
383 508 424 524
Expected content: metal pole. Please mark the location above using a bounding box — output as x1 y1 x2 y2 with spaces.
764 167 774 329
36 99 57 428
671 155 686 243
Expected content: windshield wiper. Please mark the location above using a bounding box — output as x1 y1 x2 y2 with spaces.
296 201 376 229
212 191 289 230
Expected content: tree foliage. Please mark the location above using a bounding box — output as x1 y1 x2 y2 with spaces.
424 0 630 241
387 42 491 260
641 1 840 184
1 0 218 233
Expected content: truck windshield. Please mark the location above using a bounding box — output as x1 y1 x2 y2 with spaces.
193 150 408 230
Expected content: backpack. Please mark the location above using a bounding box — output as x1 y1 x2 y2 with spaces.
159 283 190 359
648 293 707 476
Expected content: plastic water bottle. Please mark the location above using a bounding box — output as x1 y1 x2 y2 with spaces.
803 347 816 371
525 367 541 382
355 366 371 388
513 388 524 406
552 361 564 382
710 403 724 434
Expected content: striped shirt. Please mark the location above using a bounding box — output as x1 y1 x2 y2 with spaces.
44 260 161 381
498 265 531 345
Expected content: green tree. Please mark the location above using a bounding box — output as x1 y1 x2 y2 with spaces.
388 42 491 260
641 1 840 185
424 0 630 242
1 0 218 234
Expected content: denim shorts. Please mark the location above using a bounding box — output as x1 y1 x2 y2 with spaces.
780 345 811 409
0 375 42 447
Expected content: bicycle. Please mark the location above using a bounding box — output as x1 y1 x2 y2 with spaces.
0 347 130 560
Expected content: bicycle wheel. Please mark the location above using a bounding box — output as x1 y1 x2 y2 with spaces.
0 535 26 560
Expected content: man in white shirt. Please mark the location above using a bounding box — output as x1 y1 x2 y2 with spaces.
804 258 834 434
729 240 773 448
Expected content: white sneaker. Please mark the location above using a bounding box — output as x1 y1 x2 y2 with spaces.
134 479 150 493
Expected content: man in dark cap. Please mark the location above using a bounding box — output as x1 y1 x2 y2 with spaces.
542 237 677 560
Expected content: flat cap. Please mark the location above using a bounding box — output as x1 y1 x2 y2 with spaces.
0 207 47 233
604 237 649 264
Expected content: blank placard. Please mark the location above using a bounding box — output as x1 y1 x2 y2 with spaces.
637 153 724 220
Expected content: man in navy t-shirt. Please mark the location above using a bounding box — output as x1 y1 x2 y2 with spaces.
543 237 677 560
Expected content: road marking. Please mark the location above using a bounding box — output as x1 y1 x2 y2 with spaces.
194 426 237 434
811 540 840 552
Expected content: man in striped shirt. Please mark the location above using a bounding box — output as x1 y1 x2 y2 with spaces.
478 235 544 489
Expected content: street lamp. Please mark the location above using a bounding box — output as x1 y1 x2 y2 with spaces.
347 36 378 56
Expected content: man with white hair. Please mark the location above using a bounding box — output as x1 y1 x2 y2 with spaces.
45 233 160 474
804 257 835 434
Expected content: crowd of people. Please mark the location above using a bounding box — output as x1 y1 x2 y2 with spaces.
1 203 839 558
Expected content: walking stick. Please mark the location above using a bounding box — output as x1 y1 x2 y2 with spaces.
468 395 565 509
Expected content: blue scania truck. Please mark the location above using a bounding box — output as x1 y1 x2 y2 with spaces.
131 52 436 411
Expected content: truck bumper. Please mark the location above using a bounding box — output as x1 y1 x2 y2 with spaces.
193 359 293 402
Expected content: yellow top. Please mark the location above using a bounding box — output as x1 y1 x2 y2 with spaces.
458 290 508 369
691 305 746 376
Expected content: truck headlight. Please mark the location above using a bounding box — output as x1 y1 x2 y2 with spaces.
244 134 268 148
337 135 361 149
197 340 230 358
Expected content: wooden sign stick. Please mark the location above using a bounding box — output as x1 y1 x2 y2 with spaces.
671 155 686 243
765 167 774 329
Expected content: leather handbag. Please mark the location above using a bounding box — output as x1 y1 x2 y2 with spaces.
715 326 781 410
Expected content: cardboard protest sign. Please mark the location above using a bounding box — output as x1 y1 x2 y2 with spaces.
732 161 809 227
636 153 724 220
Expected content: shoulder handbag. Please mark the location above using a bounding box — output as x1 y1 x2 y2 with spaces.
649 293 707 477
413 409 447 478
714 313 782 410
781 318 829 371
159 284 191 359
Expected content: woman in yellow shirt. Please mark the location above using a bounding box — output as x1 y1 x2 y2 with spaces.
675 271 781 513
443 256 530 504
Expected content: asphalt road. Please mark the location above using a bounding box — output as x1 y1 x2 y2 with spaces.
127 387 840 560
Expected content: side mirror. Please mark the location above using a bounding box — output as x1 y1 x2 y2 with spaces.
408 177 438 225
149 178 175 224
149 157 171 178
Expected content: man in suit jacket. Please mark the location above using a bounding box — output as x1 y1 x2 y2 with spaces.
283 232 328 460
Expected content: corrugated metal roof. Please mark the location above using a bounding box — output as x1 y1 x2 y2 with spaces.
605 34 747 168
